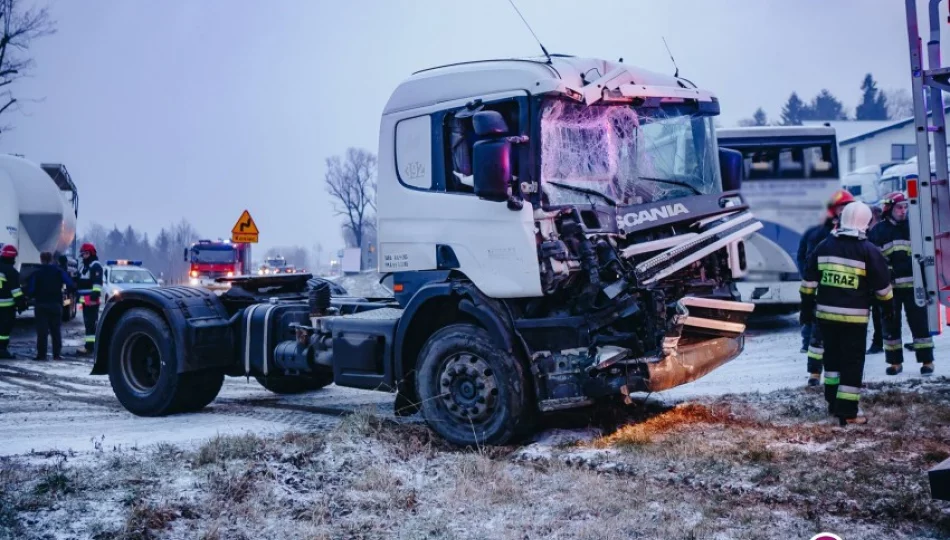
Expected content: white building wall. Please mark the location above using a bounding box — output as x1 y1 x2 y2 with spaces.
841 123 917 173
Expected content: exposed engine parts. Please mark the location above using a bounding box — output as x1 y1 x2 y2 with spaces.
527 205 759 412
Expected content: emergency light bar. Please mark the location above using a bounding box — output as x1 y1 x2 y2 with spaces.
106 260 143 266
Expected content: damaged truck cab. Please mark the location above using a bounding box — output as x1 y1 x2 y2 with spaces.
92 55 762 446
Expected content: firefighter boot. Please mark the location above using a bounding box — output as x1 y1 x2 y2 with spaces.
886 363 903 376
922 362 935 376
807 374 820 387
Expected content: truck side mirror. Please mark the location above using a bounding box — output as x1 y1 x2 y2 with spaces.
719 147 744 192
183 248 188 262
472 111 512 203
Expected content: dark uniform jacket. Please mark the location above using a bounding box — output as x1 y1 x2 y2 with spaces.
77 258 103 306
0 262 25 311
799 233 894 324
867 218 913 289
26 264 75 306
797 219 835 274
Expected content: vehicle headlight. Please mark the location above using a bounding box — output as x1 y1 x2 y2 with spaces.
190 278 199 285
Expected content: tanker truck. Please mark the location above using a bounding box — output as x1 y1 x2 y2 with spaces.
0 155 80 321
90 54 763 446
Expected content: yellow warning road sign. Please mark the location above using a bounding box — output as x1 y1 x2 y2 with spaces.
231 209 259 243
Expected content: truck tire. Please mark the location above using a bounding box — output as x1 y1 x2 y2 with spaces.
254 373 333 394
107 308 221 415
416 323 535 446
179 370 225 412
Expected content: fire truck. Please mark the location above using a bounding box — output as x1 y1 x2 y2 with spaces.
183 240 250 291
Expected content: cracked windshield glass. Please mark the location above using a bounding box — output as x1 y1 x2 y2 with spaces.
540 98 721 207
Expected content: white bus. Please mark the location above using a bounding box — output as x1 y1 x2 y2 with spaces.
717 126 841 315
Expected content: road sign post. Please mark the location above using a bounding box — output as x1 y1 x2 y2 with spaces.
231 210 259 275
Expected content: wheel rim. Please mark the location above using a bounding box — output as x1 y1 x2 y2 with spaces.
120 332 162 395
438 353 499 425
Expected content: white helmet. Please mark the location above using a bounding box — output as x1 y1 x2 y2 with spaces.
835 201 873 238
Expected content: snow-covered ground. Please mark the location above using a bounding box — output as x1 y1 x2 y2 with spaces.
0 307 944 458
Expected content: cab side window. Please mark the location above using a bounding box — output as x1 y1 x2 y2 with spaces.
443 99 521 194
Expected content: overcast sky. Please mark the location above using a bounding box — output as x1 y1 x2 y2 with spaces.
1 0 944 262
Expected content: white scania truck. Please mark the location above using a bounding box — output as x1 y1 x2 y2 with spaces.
91 55 763 446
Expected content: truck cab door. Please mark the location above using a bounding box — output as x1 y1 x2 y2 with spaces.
377 91 542 299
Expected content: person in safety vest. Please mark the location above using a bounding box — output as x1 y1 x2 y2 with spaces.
797 189 855 385
800 201 895 425
868 192 936 376
76 243 103 355
0 244 27 359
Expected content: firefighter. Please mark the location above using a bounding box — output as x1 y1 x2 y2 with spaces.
800 201 895 425
26 252 75 360
0 244 27 359
866 204 886 354
868 192 936 376
76 243 103 355
797 189 855 385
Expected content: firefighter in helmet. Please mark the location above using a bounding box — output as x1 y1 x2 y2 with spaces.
800 201 895 425
868 191 936 376
0 244 27 359
76 242 103 355
797 189 855 385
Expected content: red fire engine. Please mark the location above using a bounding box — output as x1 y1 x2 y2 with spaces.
183 239 250 291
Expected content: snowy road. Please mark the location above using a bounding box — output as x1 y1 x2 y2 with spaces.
0 309 944 457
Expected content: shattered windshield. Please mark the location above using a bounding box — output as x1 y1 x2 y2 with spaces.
540 98 721 206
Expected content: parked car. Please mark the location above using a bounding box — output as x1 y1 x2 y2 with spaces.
101 260 163 303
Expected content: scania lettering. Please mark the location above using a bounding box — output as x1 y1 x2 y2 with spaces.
617 203 690 228
92 55 763 446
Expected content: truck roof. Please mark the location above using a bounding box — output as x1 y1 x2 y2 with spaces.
39 163 77 195
717 126 838 140
383 54 711 114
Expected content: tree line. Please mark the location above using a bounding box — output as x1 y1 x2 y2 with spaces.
738 74 914 127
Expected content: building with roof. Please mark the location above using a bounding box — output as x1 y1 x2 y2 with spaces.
808 106 950 174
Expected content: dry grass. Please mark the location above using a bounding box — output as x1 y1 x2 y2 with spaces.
2 378 949 539
590 402 731 448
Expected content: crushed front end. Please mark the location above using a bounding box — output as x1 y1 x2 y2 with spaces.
516 92 762 412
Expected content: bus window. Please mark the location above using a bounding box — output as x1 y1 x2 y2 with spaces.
733 143 838 181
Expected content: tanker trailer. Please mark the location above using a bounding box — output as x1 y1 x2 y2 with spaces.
0 154 79 321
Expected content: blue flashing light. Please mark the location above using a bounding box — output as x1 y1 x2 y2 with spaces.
106 259 143 266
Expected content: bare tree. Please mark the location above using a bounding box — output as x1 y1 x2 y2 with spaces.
0 0 56 136
325 148 377 248
884 88 913 120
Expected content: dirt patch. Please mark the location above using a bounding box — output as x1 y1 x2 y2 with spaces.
1 378 949 539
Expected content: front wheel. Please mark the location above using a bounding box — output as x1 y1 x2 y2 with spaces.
416 323 535 446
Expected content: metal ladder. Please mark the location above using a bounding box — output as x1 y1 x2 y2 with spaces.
904 0 950 334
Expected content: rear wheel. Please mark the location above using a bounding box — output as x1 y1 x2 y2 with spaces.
255 372 333 394
107 308 223 415
416 323 535 446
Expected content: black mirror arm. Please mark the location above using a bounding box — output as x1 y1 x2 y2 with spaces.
503 135 530 210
